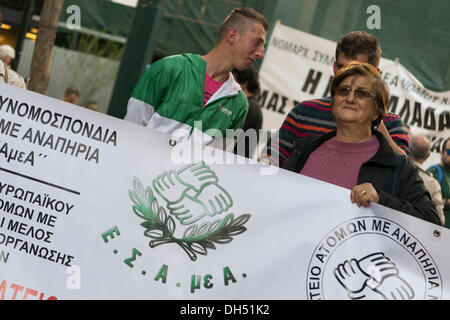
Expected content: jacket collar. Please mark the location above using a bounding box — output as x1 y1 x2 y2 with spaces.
369 130 397 167
185 53 242 103
415 162 432 175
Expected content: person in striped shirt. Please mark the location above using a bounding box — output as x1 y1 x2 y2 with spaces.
262 31 410 167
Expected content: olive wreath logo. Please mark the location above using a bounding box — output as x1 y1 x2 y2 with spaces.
129 161 251 261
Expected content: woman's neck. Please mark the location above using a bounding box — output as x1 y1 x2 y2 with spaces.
335 124 373 143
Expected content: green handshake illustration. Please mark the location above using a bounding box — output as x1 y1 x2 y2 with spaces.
129 161 250 261
152 162 233 224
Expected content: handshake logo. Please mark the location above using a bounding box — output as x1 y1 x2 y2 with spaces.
129 161 250 261
153 162 232 225
334 252 414 300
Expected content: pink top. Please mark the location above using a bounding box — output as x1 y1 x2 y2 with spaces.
300 136 379 189
203 73 224 107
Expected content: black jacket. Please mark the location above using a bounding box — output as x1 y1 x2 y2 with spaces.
282 130 441 226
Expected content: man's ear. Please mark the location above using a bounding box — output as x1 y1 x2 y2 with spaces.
227 28 239 45
333 61 338 75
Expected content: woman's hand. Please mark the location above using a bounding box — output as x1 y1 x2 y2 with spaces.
351 183 380 207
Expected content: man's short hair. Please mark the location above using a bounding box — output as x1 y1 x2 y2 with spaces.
442 137 450 151
335 31 381 68
410 135 430 160
64 86 80 96
217 7 269 42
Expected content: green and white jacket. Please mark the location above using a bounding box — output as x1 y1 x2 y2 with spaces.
125 53 248 147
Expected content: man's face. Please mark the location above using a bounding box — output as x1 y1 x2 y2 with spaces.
88 103 98 111
441 140 450 169
1 55 12 66
334 53 370 74
63 93 79 104
231 22 266 70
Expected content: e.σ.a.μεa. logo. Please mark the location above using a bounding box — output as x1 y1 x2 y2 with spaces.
306 216 442 300
128 161 250 261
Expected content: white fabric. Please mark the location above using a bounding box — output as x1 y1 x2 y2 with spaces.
0 62 26 89
124 97 155 126
1 67 449 301
205 72 241 106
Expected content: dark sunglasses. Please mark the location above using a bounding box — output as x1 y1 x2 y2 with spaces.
336 86 375 99
445 149 450 156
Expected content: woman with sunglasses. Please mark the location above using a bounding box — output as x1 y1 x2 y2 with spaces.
282 61 441 225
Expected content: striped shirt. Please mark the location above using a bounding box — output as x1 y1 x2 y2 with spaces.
262 97 410 166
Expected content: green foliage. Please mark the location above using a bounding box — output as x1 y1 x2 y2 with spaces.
67 32 124 61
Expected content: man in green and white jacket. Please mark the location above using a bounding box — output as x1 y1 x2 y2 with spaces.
125 7 269 150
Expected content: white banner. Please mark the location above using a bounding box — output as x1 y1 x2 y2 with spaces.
259 23 450 168
0 83 449 301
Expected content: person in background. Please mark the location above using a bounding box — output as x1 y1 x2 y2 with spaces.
0 44 15 67
427 137 450 228
0 45 26 89
86 101 99 112
262 31 410 167
282 61 439 226
232 66 263 158
410 134 444 225
124 7 269 151
62 86 80 104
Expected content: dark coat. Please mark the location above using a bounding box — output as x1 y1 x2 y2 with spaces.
233 95 263 158
282 130 441 226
